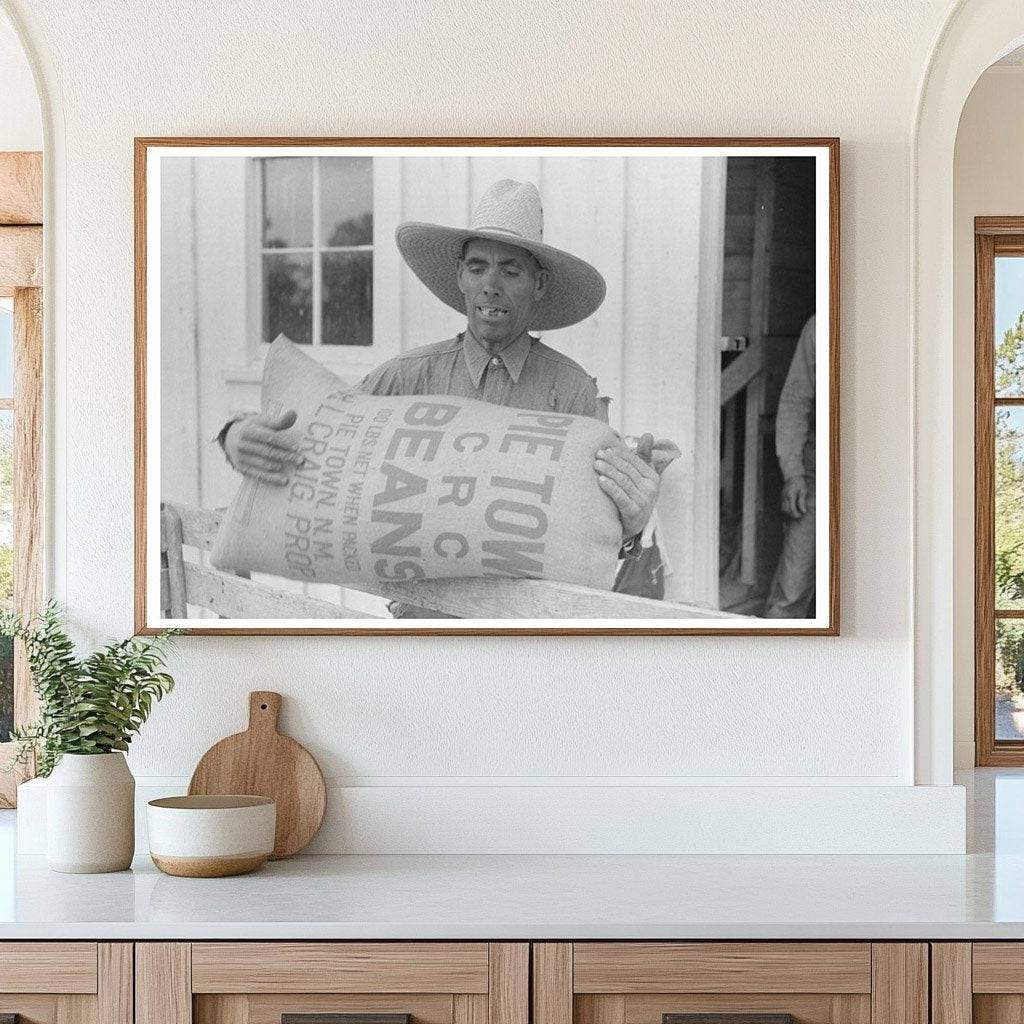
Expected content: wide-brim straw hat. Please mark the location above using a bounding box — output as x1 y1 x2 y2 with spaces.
395 179 607 331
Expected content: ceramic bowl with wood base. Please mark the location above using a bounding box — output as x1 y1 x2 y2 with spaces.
147 795 276 877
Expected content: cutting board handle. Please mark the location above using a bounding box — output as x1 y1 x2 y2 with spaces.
248 691 282 734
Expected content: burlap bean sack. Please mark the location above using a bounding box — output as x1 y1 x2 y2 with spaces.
211 337 622 592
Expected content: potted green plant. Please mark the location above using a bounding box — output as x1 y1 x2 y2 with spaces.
2 602 177 873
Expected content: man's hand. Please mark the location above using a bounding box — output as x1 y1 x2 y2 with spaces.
594 433 665 540
780 476 810 518
223 409 303 486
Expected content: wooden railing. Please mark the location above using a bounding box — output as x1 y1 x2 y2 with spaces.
161 503 742 621
720 339 764 591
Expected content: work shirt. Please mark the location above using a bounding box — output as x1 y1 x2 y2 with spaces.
357 331 599 416
775 315 816 482
216 331 600 469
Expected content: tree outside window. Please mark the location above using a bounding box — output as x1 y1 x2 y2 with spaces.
991 259 1024 742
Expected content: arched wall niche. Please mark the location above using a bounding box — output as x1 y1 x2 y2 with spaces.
914 0 1024 785
951 43 1024 771
0 0 53 604
0 5 41 150
0 4 45 778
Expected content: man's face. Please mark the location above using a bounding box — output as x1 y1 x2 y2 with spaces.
457 237 549 347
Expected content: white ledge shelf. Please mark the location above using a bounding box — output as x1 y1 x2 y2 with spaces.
0 850 1020 940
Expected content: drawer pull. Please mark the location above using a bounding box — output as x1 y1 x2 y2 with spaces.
665 1016 796 1024
283 1016 411 1024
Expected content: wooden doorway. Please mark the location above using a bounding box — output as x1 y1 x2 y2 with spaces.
0 151 43 806
718 156 817 614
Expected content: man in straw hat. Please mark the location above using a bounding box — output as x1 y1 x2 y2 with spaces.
221 179 669 610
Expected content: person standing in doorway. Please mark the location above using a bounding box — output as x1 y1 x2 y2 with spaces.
764 314 816 618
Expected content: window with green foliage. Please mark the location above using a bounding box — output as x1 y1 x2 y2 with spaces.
257 156 374 348
991 259 1024 743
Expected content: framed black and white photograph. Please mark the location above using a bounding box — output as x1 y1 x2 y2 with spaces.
135 138 838 635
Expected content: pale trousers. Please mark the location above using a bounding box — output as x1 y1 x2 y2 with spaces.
764 480 816 618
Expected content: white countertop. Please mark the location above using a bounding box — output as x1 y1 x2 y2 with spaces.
0 769 1021 941
0 848 1022 940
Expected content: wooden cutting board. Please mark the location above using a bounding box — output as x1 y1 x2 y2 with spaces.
188 691 326 859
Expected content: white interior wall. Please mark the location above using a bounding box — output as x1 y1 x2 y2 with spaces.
952 64 1024 767
0 10 39 151
0 0 980 851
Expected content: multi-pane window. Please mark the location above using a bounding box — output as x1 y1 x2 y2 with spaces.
974 225 1024 763
257 156 373 348
992 257 1024 740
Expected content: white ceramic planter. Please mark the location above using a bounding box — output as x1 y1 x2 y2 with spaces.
46 752 135 873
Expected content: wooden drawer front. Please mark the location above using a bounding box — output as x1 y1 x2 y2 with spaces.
195 993 464 1024
191 942 492 994
0 942 98 993
573 944 873 995
969 944 1024 1024
1 994 90 1022
577 993 871 1024
973 944 1024 992
141 943 525 1024
0 945 129 1024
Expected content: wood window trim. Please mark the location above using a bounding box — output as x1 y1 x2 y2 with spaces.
0 151 43 807
975 216 1024 765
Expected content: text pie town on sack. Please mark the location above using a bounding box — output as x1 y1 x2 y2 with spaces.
212 337 622 591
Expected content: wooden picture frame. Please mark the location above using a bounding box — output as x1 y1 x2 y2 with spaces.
135 137 840 636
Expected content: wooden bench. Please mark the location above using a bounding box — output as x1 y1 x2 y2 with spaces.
160 502 741 621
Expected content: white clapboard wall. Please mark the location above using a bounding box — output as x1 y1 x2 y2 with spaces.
159 153 725 609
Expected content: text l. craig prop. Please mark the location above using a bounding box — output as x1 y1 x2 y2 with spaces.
211 337 623 592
